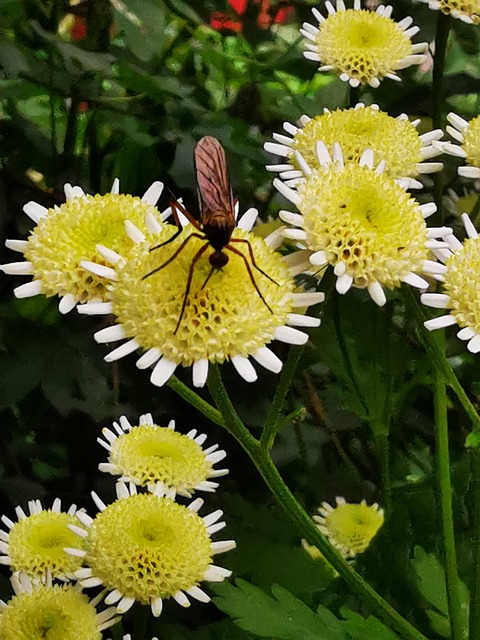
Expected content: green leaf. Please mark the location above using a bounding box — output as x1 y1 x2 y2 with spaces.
213 580 347 640
340 608 399 640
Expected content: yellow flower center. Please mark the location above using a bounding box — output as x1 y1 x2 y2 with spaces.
0 585 101 640
324 503 384 555
7 511 86 579
314 9 412 84
436 0 480 22
24 194 162 304
86 494 212 602
443 237 480 333
463 116 480 168
298 165 428 289
112 225 294 365
292 107 422 178
109 424 214 489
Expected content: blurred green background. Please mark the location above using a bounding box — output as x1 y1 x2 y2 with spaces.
1 1 480 637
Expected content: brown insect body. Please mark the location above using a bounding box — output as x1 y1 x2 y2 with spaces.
143 135 276 334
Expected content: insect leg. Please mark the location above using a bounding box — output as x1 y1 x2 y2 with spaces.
200 266 216 291
229 238 279 285
142 232 205 280
226 245 273 314
149 224 182 253
174 242 210 334
172 198 203 231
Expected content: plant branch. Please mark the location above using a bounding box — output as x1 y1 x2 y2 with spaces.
166 376 225 427
470 449 480 640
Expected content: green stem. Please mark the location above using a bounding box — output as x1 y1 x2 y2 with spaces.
377 432 392 514
470 449 480 640
207 365 428 640
166 376 224 427
471 193 480 228
432 11 451 225
434 374 463 640
260 347 303 451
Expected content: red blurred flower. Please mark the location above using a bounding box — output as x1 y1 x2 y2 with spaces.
210 0 294 33
210 11 243 32
71 15 87 40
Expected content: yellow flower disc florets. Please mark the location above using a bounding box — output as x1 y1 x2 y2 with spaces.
86 494 212 602
292 107 422 178
434 0 480 23
7 511 86 579
24 194 162 304
314 10 412 84
109 424 214 490
463 116 480 168
443 237 480 334
113 226 294 365
317 501 384 557
298 165 429 289
0 585 101 640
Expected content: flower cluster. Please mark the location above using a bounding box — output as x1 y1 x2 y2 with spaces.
0 413 234 637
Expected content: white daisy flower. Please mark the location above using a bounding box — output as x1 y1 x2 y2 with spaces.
417 0 480 24
434 112 480 180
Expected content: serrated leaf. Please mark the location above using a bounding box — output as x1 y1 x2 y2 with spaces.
340 608 399 640
213 580 346 640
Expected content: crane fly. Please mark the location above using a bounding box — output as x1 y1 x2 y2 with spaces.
142 136 277 334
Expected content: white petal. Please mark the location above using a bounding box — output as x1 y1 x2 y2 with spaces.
359 149 374 169
172 591 190 608
264 142 291 157
23 201 48 223
309 251 328 266
458 327 476 340
424 315 457 331
397 16 413 29
1 261 33 275
442 142 467 158
368 281 386 306
446 125 464 143
77 301 113 315
142 181 164 205
315 140 331 166
211 540 236 554
104 340 139 362
186 586 210 603
95 325 126 343
151 597 163 617
284 228 308 241
468 335 480 353
290 292 325 306
273 179 301 207
458 166 480 179
5 240 27 253
14 280 43 298
116 596 136 614
105 590 123 605
237 208 258 231
447 112 469 132
96 244 122 266
279 210 304 227
145 211 162 234
417 162 443 174
136 348 161 369
402 272 428 289
265 163 293 172
80 261 117 280
125 220 145 244
192 359 209 387
274 325 308 345
336 273 353 294
81 577 104 588
421 293 451 308
251 347 283 373
368 77 381 88
287 313 320 328
204 565 232 581
231 355 257 382
58 293 77 314
150 358 177 386
403 26 420 38
419 203 437 218
462 213 478 239
304 51 321 62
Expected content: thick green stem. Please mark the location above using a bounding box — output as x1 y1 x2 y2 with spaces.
260 347 303 451
470 449 480 640
131 603 148 640
434 374 463 640
207 365 428 640
166 376 225 427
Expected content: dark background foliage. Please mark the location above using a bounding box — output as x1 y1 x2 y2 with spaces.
1 0 480 637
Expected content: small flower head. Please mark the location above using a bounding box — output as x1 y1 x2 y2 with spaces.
0 499 87 582
68 482 235 617
437 113 480 180
98 413 228 496
79 208 323 387
313 497 384 558
275 146 433 305
1 180 166 314
0 572 120 639
422 214 480 353
418 0 480 24
265 104 443 187
301 1 427 87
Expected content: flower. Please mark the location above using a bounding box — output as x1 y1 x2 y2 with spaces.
301 0 427 87
274 145 434 305
0 572 120 639
417 0 480 24
67 481 235 617
78 208 323 387
0 499 87 582
98 413 228 496
435 112 480 180
1 180 166 314
313 497 384 557
422 213 480 353
265 104 443 188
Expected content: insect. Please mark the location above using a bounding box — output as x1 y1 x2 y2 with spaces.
142 136 277 334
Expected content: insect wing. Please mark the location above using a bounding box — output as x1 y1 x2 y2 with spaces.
194 136 235 226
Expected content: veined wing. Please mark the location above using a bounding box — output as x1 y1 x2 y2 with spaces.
194 136 234 225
